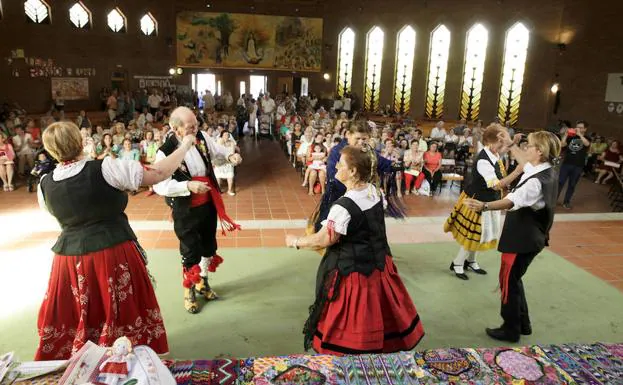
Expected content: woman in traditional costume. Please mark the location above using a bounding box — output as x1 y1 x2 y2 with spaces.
310 121 403 235
35 121 196 360
444 124 523 280
463 131 561 342
286 146 424 355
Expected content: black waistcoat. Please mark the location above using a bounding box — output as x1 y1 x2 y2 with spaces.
498 167 558 254
40 160 136 255
159 131 220 212
465 149 503 202
315 196 390 296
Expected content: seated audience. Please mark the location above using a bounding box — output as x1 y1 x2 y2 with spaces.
0 132 16 191
595 140 622 185
423 141 443 196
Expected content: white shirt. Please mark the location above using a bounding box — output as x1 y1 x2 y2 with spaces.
322 184 386 235
506 162 552 211
148 95 162 109
342 98 352 111
477 147 501 188
444 134 459 144
333 100 343 110
12 133 34 155
38 158 143 211
431 127 447 139
261 98 276 114
152 132 232 197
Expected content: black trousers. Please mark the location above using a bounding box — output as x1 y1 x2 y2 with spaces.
172 202 218 269
423 168 442 192
501 251 538 337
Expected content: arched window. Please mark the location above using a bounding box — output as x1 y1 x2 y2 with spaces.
140 12 157 36
69 2 91 29
393 26 416 115
25 0 50 24
498 22 530 126
425 25 451 119
336 27 355 97
107 8 126 33
460 23 488 121
363 26 384 111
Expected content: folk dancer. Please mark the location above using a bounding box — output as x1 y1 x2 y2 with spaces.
464 131 561 342
287 146 424 354
444 124 523 280
153 107 242 314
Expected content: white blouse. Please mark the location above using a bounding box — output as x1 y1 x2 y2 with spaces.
506 162 552 211
477 147 501 188
152 131 232 197
37 157 143 210
322 184 386 236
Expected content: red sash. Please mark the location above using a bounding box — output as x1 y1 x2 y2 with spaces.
189 176 241 235
499 253 517 304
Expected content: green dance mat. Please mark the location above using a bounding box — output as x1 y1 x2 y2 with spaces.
1 243 622 360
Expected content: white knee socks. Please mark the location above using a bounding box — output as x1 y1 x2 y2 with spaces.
452 247 477 273
199 256 210 277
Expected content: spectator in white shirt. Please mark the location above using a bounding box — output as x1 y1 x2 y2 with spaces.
12 126 35 175
203 90 216 111
333 96 343 113
342 94 352 116
261 93 276 115
148 90 162 116
430 121 447 141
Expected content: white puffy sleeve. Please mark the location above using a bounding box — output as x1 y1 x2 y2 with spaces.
322 205 352 236
506 178 543 211
476 159 500 188
37 175 50 214
101 157 144 192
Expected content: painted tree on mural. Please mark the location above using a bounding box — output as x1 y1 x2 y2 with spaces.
191 13 238 60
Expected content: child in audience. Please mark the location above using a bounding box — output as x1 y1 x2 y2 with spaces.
302 143 328 195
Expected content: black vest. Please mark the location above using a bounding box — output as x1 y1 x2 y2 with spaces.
40 160 136 255
159 131 219 212
498 167 557 254
466 149 503 202
315 196 390 296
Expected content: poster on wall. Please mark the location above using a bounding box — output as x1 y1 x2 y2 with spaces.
176 12 323 71
605 73 623 102
51 78 89 100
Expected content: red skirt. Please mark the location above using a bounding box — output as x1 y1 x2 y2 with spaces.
35 240 169 360
312 255 425 355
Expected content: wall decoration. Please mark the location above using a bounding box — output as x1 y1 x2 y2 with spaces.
607 102 615 113
617 104 623 114
51 77 89 100
134 75 173 89
176 12 323 71
605 73 623 102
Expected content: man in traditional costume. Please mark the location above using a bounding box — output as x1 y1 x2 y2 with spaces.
153 107 242 313
444 124 522 280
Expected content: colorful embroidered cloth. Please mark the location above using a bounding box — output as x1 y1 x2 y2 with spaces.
16 343 623 384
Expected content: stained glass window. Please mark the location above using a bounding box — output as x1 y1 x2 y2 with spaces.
25 0 50 24
425 25 451 119
336 27 355 97
140 13 157 36
460 23 488 121
498 22 530 126
393 26 416 115
363 26 384 111
107 8 126 33
69 2 90 29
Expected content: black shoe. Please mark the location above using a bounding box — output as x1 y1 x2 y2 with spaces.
521 324 532 336
464 261 488 275
449 263 468 280
486 327 520 343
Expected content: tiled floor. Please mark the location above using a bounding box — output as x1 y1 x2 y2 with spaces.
0 138 622 291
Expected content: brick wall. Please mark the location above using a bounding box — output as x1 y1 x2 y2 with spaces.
0 0 621 136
